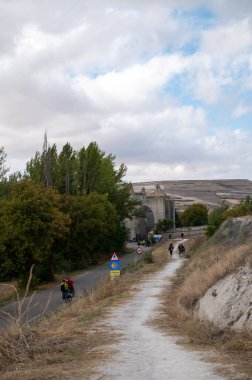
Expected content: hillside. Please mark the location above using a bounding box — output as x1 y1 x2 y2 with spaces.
156 217 252 379
169 216 252 331
133 179 252 210
196 217 252 331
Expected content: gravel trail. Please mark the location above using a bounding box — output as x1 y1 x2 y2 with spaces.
94 251 226 380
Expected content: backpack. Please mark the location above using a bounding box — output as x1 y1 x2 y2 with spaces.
60 283 66 292
67 278 73 287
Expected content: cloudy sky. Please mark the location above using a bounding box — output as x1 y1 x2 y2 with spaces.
1 0 252 182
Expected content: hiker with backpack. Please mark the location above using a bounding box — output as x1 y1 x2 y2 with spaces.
178 243 185 257
168 242 174 257
60 279 68 301
66 276 75 297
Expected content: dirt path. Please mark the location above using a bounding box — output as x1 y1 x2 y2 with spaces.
93 251 226 380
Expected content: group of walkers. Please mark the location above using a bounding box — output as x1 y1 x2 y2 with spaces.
60 276 75 302
168 242 185 257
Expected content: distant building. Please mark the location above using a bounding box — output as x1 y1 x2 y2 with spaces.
125 184 176 241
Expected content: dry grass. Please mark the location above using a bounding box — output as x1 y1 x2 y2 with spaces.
154 236 252 380
179 243 251 309
167 233 251 312
0 245 168 379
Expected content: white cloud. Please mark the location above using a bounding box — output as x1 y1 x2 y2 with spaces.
75 54 188 111
233 104 251 118
201 19 252 56
0 0 252 181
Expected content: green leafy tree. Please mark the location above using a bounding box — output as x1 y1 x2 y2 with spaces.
27 140 135 221
77 142 103 195
206 197 252 237
49 144 59 188
0 146 9 180
58 143 77 195
133 206 146 218
206 202 229 236
154 218 173 233
222 196 252 219
26 151 42 183
55 193 118 268
0 171 23 199
181 203 208 227
0 180 70 283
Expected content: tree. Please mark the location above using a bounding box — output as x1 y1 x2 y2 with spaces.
0 146 9 180
206 197 252 237
58 143 77 195
222 196 252 219
26 151 43 184
154 218 173 233
0 180 70 283
27 140 135 220
77 142 103 195
206 202 229 236
181 203 208 227
0 171 23 199
55 193 118 268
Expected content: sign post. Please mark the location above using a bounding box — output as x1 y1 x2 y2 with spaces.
136 246 143 254
110 252 120 280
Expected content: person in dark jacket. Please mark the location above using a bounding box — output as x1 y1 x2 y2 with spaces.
178 243 185 257
60 279 68 301
168 242 174 257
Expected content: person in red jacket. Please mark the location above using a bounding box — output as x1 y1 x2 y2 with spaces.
66 276 75 297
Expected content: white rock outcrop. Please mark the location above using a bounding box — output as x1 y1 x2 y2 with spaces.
196 265 252 331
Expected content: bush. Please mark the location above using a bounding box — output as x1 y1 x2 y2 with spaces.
206 202 229 236
142 251 154 264
154 218 173 233
123 260 143 273
182 203 208 227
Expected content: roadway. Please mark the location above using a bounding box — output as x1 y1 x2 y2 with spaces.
0 243 149 329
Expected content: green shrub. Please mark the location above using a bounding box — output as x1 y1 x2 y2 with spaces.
142 251 154 264
123 260 143 273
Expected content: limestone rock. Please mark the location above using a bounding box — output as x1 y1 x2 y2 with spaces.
196 265 252 331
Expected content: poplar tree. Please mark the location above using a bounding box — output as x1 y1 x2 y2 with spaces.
0 146 9 180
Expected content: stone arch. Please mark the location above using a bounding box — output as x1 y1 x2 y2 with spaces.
124 183 176 241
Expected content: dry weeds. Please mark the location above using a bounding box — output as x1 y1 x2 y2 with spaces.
0 245 168 379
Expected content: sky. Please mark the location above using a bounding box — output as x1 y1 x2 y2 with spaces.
0 0 252 182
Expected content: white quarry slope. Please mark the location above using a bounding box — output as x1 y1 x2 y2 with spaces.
197 264 252 331
93 254 226 380
196 216 252 331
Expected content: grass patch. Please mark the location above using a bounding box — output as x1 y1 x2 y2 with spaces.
122 260 143 273
142 251 154 264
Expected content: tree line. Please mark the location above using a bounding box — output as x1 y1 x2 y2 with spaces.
1 139 251 284
154 199 252 234
0 141 136 285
